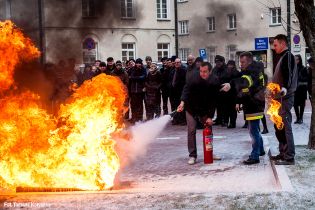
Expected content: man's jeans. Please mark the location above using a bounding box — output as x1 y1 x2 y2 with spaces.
186 111 197 158
248 119 264 160
274 96 295 160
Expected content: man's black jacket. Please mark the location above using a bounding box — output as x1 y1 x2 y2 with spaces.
181 71 220 118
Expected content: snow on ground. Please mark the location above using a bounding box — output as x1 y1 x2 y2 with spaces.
0 102 314 210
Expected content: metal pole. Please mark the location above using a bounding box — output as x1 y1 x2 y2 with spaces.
6 0 12 19
287 0 291 52
174 0 178 57
38 0 44 65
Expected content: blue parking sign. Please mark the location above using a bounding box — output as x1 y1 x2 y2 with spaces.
199 49 207 61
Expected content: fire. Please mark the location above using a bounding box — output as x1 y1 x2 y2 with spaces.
0 20 40 93
266 83 284 130
0 21 127 191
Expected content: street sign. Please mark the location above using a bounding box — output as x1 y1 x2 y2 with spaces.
293 34 300 44
293 44 301 52
255 37 269 50
199 49 207 61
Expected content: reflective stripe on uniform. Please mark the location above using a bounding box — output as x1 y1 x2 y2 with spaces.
245 112 264 121
246 115 263 120
259 73 265 86
242 88 249 93
241 75 253 87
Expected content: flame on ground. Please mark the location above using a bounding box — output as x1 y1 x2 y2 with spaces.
0 21 127 191
266 83 284 130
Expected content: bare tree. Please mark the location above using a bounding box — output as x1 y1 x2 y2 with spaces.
294 0 315 149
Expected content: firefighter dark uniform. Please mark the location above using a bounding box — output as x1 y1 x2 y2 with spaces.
230 61 265 164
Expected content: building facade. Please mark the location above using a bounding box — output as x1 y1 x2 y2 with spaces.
0 0 176 65
177 0 307 76
0 0 309 74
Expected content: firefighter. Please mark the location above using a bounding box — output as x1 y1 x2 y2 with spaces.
270 34 298 165
177 62 221 165
221 52 265 165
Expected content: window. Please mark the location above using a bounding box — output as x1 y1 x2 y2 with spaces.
121 0 134 18
157 43 170 61
227 14 236 30
227 45 237 61
270 8 281 25
157 0 169 20
122 43 136 62
207 17 215 32
207 47 216 66
82 38 98 65
82 0 97 18
179 20 189 35
179 48 190 61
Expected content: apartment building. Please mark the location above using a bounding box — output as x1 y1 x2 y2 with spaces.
0 0 176 64
177 0 307 76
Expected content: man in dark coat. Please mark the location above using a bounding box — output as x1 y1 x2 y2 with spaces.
212 55 229 127
99 62 108 75
129 58 147 123
160 57 170 115
145 62 162 120
225 60 241 128
145 56 153 73
185 55 196 82
111 60 129 86
270 34 298 165
170 58 186 125
106 57 116 74
177 62 220 164
294 54 308 124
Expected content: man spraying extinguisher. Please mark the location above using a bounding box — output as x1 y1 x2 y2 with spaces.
177 62 221 165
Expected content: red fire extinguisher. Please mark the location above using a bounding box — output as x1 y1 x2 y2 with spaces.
203 126 213 164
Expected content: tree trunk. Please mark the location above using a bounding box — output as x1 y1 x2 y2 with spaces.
294 0 315 148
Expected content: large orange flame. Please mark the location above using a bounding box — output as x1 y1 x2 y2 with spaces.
266 83 284 130
0 21 127 191
0 20 40 93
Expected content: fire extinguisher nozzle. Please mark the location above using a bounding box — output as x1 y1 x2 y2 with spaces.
169 110 177 118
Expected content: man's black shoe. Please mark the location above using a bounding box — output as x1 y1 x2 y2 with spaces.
228 124 236 128
221 122 227 127
270 155 283 161
213 121 221 126
274 159 295 165
243 158 260 165
179 121 187 126
171 120 179 125
261 129 269 134
260 151 266 156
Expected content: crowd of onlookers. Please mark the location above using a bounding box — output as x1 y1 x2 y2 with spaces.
46 53 313 132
